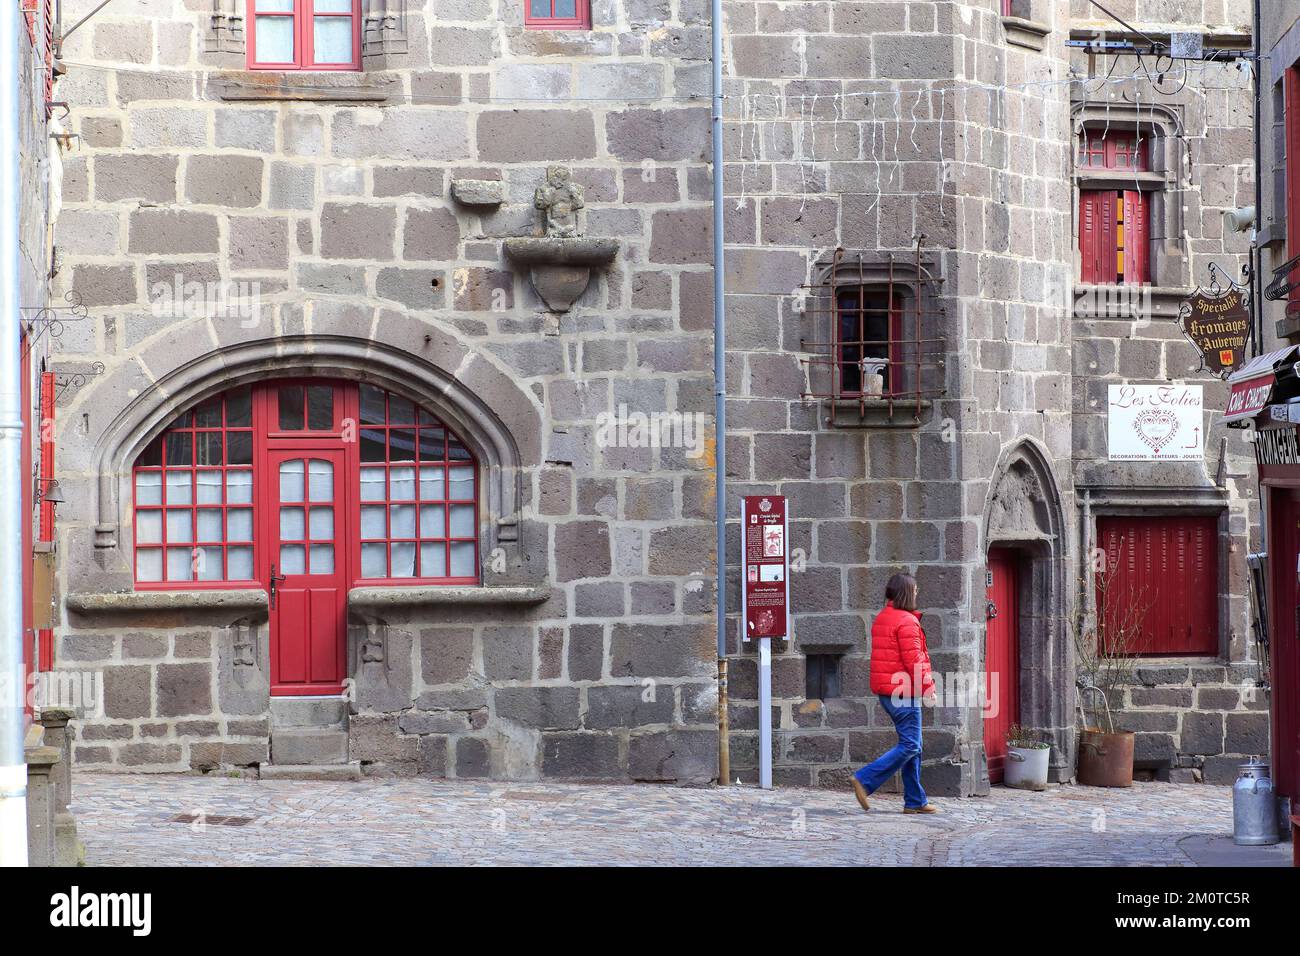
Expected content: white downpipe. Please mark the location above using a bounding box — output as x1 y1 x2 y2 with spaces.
0 0 30 867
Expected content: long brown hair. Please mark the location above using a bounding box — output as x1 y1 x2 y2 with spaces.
885 572 918 612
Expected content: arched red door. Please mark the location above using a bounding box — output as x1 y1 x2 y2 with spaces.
984 549 1021 784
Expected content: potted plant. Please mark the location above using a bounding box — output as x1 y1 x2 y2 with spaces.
1072 551 1147 788
1004 724 1050 791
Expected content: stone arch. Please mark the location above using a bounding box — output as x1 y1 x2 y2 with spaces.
980 438 1074 785
67 314 544 590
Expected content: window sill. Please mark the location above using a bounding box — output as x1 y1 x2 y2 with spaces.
1077 171 1167 190
207 71 396 103
1001 16 1051 52
348 585 551 609
1073 284 1194 319
821 398 934 429
66 588 269 615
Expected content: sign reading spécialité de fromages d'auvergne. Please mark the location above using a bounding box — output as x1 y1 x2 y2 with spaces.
1178 282 1251 378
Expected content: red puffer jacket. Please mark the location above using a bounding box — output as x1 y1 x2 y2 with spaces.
868 601 935 698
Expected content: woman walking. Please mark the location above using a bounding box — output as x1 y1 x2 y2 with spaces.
850 572 939 814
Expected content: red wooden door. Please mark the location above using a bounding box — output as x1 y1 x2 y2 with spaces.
984 549 1020 784
1096 516 1218 656
1268 489 1300 802
265 448 349 696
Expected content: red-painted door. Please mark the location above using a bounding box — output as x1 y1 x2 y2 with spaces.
1268 488 1300 803
984 549 1020 784
265 448 348 696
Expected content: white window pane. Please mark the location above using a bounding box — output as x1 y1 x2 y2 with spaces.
255 0 293 10
280 544 306 575
420 542 447 578
254 16 295 63
167 548 195 582
197 469 223 504
389 504 417 538
314 0 352 12
310 544 335 574
530 0 550 16
419 466 445 501
135 472 162 506
228 508 253 541
196 547 223 581
360 466 386 502
555 0 577 16
309 459 333 502
390 542 416 577
449 504 475 538
166 471 192 505
228 546 254 579
197 509 223 541
166 509 193 544
419 504 445 538
280 506 305 540
137 548 163 582
313 16 353 64
280 460 304 502
361 542 386 578
136 511 163 545
226 470 253 504
450 542 476 578
361 505 386 539
390 466 416 500
310 506 334 539
448 465 473 500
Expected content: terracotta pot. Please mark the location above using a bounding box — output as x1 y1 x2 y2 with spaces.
1077 727 1134 787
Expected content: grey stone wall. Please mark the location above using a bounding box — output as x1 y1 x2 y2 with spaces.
50 0 719 782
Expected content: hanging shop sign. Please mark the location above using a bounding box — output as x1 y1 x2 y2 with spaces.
1107 384 1204 461
1178 283 1250 377
741 495 789 641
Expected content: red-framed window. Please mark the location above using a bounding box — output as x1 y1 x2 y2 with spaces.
247 0 361 71
1284 68 1300 305
1078 130 1152 285
525 0 591 30
131 380 479 587
1096 515 1219 656
834 286 903 397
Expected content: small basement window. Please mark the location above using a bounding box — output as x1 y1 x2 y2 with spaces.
805 653 842 701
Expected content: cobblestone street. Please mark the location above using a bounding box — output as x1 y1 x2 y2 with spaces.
68 773 1292 867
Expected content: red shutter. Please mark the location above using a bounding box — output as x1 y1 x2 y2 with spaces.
38 371 55 671
1080 190 1101 283
1287 68 1300 307
1097 516 1219 656
1123 190 1150 284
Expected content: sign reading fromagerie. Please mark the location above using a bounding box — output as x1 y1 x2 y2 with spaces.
1179 287 1250 376
1108 384 1204 461
741 495 789 641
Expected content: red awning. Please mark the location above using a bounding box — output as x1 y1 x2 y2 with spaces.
1222 345 1300 424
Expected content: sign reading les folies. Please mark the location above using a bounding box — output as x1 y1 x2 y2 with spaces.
741 495 789 641
1108 384 1204 461
1179 286 1250 377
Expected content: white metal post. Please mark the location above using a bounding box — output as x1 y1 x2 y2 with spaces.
758 637 772 789
0 0 30 867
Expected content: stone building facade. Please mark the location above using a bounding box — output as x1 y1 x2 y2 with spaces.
720 0 1263 792
46 0 1263 790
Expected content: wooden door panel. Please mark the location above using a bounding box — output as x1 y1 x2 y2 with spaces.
984 549 1020 785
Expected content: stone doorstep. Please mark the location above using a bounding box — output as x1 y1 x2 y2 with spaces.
269 695 348 730
269 727 350 766
257 761 362 782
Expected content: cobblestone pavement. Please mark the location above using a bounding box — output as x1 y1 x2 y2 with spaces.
70 773 1290 866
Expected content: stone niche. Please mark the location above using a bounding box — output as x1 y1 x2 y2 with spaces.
504 165 617 313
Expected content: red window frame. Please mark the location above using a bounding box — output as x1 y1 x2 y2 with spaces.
525 0 591 30
1096 515 1220 657
246 0 362 72
131 380 480 589
1284 67 1300 306
1078 131 1152 285
834 286 904 398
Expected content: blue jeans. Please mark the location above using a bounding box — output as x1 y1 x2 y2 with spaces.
853 695 927 809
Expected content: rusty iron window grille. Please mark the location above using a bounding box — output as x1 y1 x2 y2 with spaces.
800 240 946 425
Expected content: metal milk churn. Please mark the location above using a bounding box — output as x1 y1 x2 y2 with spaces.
1233 759 1280 846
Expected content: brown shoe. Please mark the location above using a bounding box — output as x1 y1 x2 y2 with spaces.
903 804 940 815
850 779 870 813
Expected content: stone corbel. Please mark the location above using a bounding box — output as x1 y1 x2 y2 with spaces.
504 238 620 313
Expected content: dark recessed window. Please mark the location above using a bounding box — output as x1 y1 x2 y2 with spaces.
805 653 842 701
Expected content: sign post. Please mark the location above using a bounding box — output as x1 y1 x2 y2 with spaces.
741 495 790 790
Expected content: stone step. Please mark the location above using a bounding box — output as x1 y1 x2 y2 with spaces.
270 696 348 730
258 761 362 782
270 727 349 766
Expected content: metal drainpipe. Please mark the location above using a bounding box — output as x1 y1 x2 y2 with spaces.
0 0 30 866
711 0 729 787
